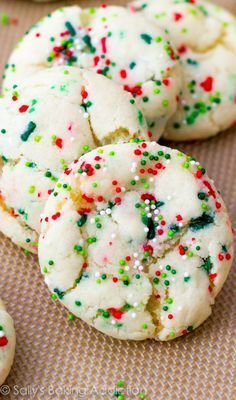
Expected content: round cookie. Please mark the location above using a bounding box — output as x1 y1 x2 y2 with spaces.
130 0 236 140
0 66 148 253
3 5 182 139
0 300 15 385
38 141 233 341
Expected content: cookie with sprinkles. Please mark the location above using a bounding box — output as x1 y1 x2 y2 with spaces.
3 5 182 140
0 66 148 253
0 300 15 385
38 141 233 341
130 0 236 140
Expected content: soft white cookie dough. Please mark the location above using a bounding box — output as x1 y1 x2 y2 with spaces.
3 5 182 139
0 300 15 385
0 66 148 253
130 0 236 140
38 141 233 341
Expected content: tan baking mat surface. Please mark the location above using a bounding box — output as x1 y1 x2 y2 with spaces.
0 0 235 399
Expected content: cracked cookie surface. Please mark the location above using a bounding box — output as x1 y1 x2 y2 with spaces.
130 0 236 140
0 300 15 385
3 5 182 140
38 141 233 341
0 66 148 252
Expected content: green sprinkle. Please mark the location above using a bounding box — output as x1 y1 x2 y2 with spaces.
103 311 110 318
140 33 152 44
28 185 35 194
77 214 87 227
68 314 75 321
65 21 76 36
21 121 36 141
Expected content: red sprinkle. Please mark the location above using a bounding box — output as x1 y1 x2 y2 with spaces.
163 78 170 86
179 245 185 255
120 69 127 79
19 105 29 113
200 76 214 92
101 37 107 53
52 212 61 220
107 308 124 320
55 138 63 149
178 44 187 54
81 88 88 99
82 194 94 203
196 170 203 179
173 12 183 21
0 336 8 347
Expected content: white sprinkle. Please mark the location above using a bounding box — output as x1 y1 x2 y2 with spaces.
111 319 116 325
133 252 138 258
151 204 156 210
133 302 138 307
125 266 130 271
111 233 116 239
131 313 137 319
90 218 95 224
154 209 159 215
179 222 183 227
145 199 150 205
182 255 187 260
106 208 112 215
167 195 172 200
134 260 140 266
95 272 100 278
144 227 149 233
149 177 154 182
100 210 105 216
82 172 87 177
134 176 140 181
147 213 152 218
138 265 144 271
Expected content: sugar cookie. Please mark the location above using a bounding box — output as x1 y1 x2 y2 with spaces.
0 67 148 252
130 0 236 140
39 141 233 340
3 6 182 139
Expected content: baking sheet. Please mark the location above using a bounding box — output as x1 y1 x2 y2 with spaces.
0 1 235 399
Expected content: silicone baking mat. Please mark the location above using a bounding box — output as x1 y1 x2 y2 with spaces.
0 0 235 399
